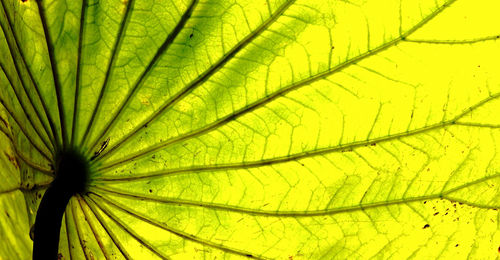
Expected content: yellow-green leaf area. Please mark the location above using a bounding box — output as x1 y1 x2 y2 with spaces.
0 0 500 259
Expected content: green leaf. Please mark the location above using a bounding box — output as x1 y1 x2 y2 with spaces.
1 0 500 258
0 108 32 260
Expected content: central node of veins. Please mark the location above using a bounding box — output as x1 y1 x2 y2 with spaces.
33 149 90 260
53 149 90 195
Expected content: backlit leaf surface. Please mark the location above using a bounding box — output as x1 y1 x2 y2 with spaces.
1 0 500 259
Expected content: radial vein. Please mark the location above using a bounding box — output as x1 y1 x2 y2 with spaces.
91 0 295 163
0 0 58 151
94 0 457 168
85 0 201 157
78 0 134 149
36 1 67 149
90 192 268 259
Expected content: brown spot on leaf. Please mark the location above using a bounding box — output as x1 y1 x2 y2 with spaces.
139 95 151 105
4 152 19 169
422 224 430 229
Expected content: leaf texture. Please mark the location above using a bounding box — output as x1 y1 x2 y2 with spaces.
1 0 500 259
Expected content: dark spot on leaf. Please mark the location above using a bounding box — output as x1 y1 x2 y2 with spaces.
4 152 19 169
29 225 35 240
331 46 334 49
149 189 152 193
455 244 459 247
190 33 194 38
434 212 439 216
370 143 376 146
423 224 430 229
423 201 427 204
498 246 500 253
5 211 10 218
